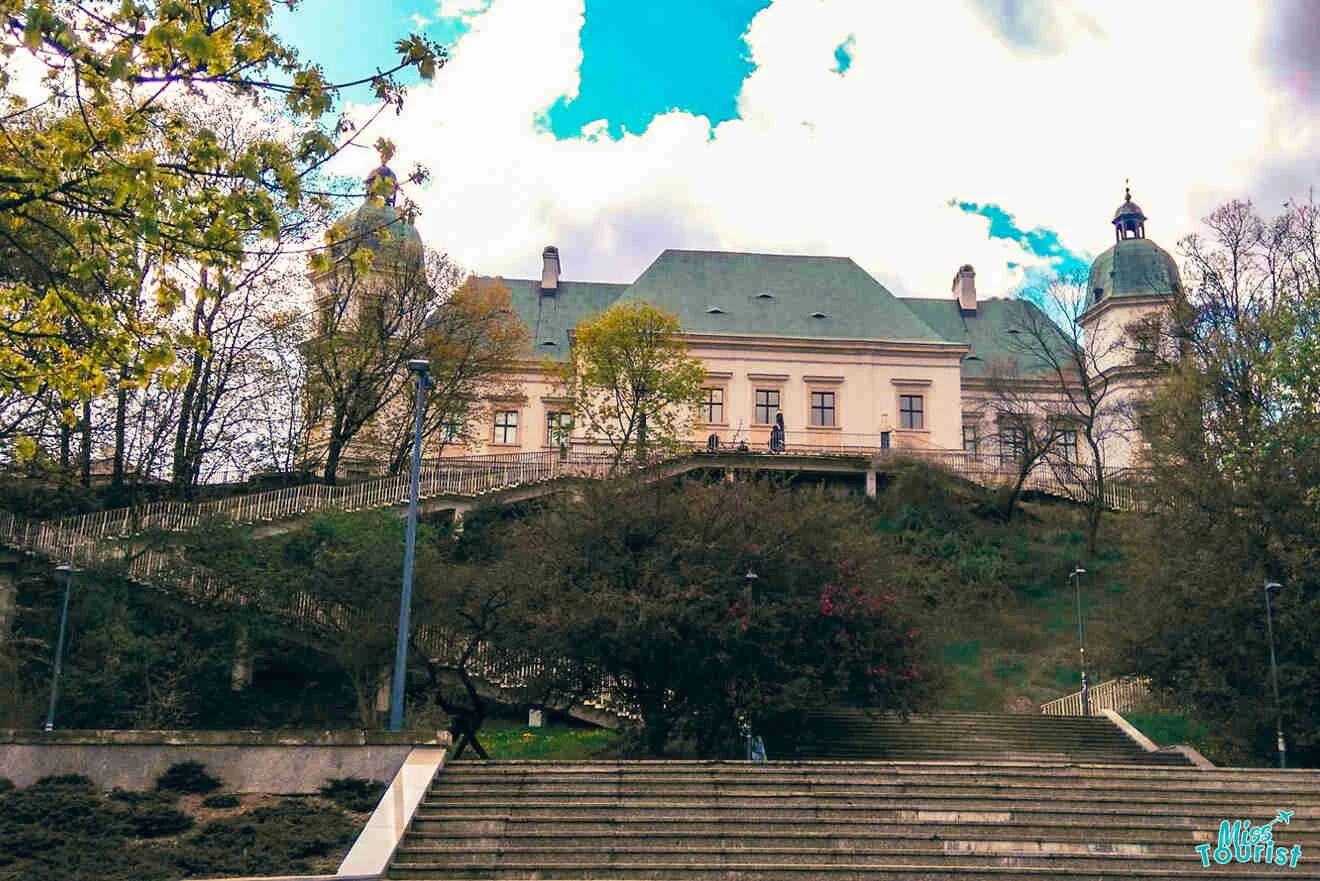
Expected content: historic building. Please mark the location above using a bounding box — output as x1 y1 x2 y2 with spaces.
308 174 1181 476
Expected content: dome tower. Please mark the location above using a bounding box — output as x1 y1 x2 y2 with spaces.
1080 186 1181 373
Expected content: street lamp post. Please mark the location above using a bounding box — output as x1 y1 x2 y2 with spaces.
44 556 76 732
634 380 649 465
389 358 430 732
1071 566 1088 715
1264 581 1285 769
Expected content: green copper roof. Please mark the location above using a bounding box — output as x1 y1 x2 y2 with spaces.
332 202 423 263
900 297 1077 378
620 250 951 344
1085 238 1180 310
494 277 629 361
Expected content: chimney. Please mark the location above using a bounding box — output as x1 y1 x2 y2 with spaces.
953 264 976 313
541 245 561 293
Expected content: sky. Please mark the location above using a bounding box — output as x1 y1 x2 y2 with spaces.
279 0 1320 300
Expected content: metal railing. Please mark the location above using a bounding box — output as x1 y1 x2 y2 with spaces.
0 443 1141 722
1041 676 1151 716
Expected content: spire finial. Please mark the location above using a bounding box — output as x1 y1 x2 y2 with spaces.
1124 178 1131 202
365 137 399 206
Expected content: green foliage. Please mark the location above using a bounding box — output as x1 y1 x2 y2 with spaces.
1125 710 1210 749
125 804 195 838
0 777 359 881
201 793 240 809
475 478 930 757
478 723 620 760
1053 666 1080 690
155 761 221 794
174 802 357 877
942 640 980 666
0 0 445 426
318 777 387 812
8 554 361 730
1119 223 1320 763
555 301 707 472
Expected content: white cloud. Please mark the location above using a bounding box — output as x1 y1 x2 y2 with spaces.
436 0 492 20
331 0 1319 300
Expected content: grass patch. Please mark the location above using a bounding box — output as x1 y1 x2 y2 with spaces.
1125 710 1211 748
475 723 621 759
942 640 980 666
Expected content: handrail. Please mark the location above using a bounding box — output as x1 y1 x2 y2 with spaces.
1041 676 1151 716
0 446 1143 718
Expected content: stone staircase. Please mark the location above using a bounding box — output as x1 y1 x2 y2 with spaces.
766 709 1193 765
386 759 1320 879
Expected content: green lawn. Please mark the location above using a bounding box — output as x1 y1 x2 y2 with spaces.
472 721 622 759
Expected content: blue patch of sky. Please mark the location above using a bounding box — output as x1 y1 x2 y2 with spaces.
953 200 1090 302
273 0 480 106
541 0 772 140
832 35 855 75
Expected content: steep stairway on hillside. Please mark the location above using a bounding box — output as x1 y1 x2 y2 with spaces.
387 759 1320 879
766 709 1193 765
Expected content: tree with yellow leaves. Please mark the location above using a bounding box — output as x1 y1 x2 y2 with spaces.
0 0 444 462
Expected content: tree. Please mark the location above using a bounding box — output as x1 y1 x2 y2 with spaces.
1120 196 1320 765
303 244 451 483
993 279 1136 554
383 276 530 475
182 510 442 728
556 302 706 473
412 504 598 758
487 477 929 757
0 1 443 459
976 360 1066 522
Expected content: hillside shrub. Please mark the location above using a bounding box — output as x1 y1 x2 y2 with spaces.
319 777 387 812
126 804 195 837
155 761 221 794
173 800 356 876
202 793 240 809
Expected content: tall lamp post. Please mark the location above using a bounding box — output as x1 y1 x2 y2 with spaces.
1071 566 1089 715
634 380 649 465
1263 581 1285 769
44 555 77 732
389 358 430 732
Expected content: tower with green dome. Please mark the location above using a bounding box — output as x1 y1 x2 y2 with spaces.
305 151 437 481
1080 187 1182 375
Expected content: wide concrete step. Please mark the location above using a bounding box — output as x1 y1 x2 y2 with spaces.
390 846 1305 869
442 760 1320 785
385 860 1318 880
408 817 1320 841
436 768 1314 793
422 787 1320 811
397 832 1311 855
388 749 1318 880
765 710 1184 763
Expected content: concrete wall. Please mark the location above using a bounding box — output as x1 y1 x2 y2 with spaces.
0 729 445 793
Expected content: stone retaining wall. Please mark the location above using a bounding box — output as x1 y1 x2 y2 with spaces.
0 729 445 793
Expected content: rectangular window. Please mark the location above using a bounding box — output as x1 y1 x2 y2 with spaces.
546 411 573 445
1057 428 1078 463
754 389 780 425
962 425 978 456
493 410 518 444
880 431 891 450
700 388 724 424
1001 424 1026 468
809 391 836 427
899 394 924 430
441 417 463 444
